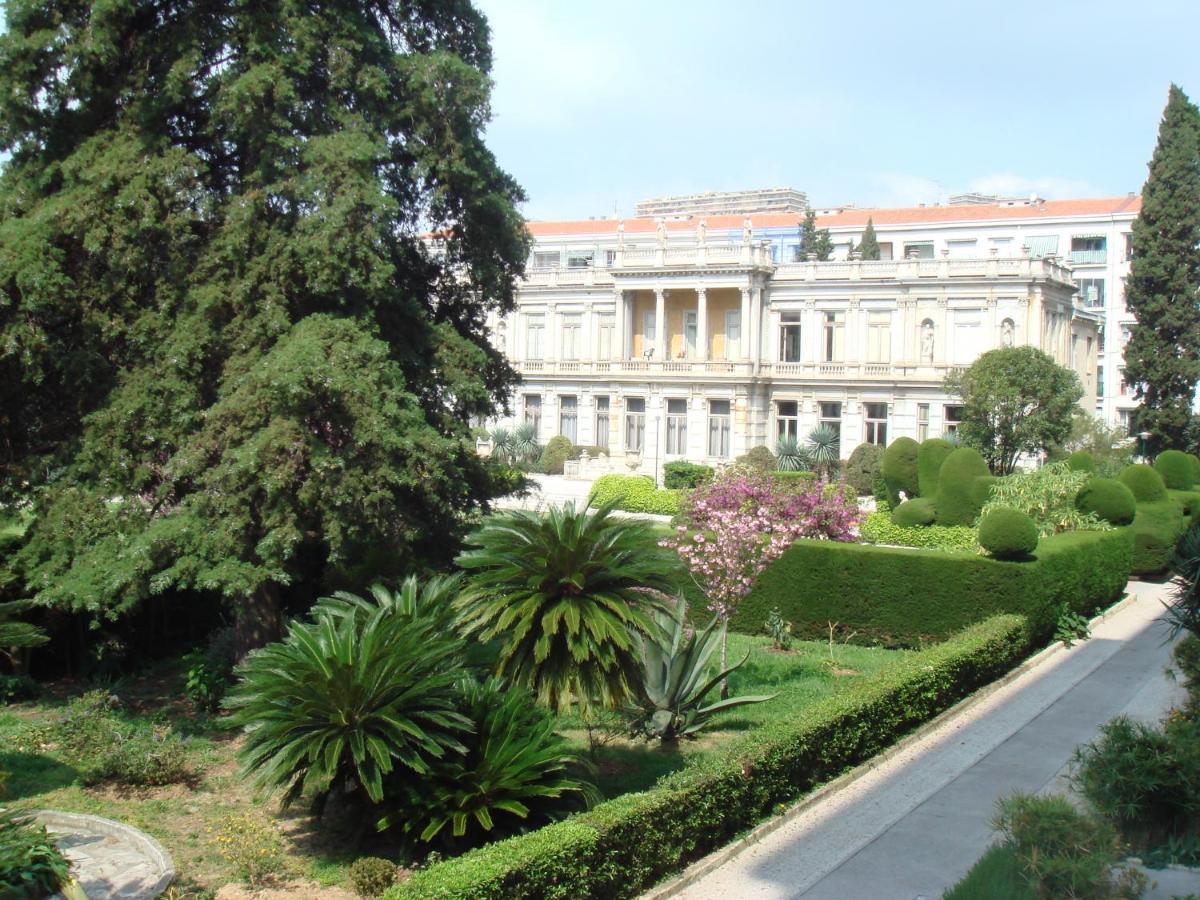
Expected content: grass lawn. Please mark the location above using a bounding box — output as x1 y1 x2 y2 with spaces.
0 635 910 896
942 843 1033 899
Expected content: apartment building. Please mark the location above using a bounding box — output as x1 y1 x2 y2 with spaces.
484 194 1134 474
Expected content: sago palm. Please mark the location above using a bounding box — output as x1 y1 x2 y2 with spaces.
775 436 811 472
806 424 841 478
313 573 463 632
456 501 681 713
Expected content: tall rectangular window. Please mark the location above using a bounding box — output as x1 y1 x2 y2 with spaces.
566 251 593 269
819 401 842 440
532 250 559 268
666 399 688 455
779 313 802 362
595 396 610 450
525 314 545 359
524 395 542 433
866 312 891 363
944 405 964 436
1077 278 1106 308
725 310 741 358
917 403 930 442
707 400 731 458
597 314 614 359
559 395 577 443
560 313 582 360
903 241 935 259
864 402 888 446
684 311 698 358
823 312 845 362
642 311 657 357
776 400 799 441
625 398 645 452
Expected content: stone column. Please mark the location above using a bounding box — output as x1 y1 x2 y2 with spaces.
696 287 708 361
654 288 666 360
750 286 763 373
740 287 752 360
546 302 558 362
613 289 625 360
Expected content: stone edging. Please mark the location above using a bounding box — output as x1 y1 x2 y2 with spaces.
34 809 176 898
641 590 1146 899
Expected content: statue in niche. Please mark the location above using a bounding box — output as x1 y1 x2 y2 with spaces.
697 218 707 244
1001 318 1015 347
742 217 753 244
921 320 935 363
656 218 667 246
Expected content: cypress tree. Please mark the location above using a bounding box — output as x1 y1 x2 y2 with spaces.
1124 84 1200 453
859 218 881 260
799 208 834 261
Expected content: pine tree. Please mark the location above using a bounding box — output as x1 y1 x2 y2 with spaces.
0 2 529 651
1124 84 1200 453
799 208 834 261
858 218 882 260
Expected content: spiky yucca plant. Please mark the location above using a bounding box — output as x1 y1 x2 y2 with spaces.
806 424 841 478
512 422 540 463
774 436 811 472
489 427 517 465
456 502 680 713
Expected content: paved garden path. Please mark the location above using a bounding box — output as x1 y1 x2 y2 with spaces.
38 810 174 899
665 580 1197 900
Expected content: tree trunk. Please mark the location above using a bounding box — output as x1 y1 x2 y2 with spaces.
234 582 284 659
720 624 729 700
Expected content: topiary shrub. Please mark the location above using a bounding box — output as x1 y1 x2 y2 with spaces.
663 461 713 490
892 497 936 527
1066 451 1096 473
881 437 920 505
1119 464 1168 502
917 438 955 498
587 474 681 516
535 435 573 475
936 447 991 527
1154 449 1196 490
978 507 1039 560
1129 499 1187 575
845 443 884 497
1075 478 1137 526
1191 454 1200 486
350 857 398 897
735 445 775 473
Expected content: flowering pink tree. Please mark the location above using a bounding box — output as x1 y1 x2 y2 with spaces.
661 470 858 692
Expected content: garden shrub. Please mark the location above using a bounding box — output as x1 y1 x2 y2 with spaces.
1174 634 1200 713
917 438 955 498
935 447 991 526
350 857 399 897
535 436 573 475
773 471 818 491
587 475 681 516
1155 449 1197 490
211 812 287 888
982 461 1108 536
1191 453 1200 485
844 443 884 497
1168 488 1200 520
1075 477 1136 526
662 461 713 490
1129 499 1186 576
859 512 977 553
0 809 73 898
387 616 1031 900
1119 463 1168 502
183 625 237 713
734 445 775 472
891 498 936 527
978 507 1039 560
881 437 919 505
732 528 1132 645
1066 450 1097 473
0 673 38 704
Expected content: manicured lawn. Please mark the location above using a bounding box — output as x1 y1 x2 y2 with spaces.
942 843 1033 899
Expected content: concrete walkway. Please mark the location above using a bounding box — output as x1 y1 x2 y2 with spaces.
668 580 1194 900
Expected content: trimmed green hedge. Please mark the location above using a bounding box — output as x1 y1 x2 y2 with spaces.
662 461 713 490
881 437 919 505
1155 450 1196 490
917 438 955 498
1075 477 1136 526
1167 489 1200 520
860 511 978 553
936 447 992 526
892 497 936 527
1119 464 1168 502
1127 499 1185 576
731 528 1132 646
587 475 681 516
386 615 1032 900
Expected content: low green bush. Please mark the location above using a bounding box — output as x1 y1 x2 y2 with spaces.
1066 450 1097 473
734 445 775 472
0 673 39 705
1119 463 1168 502
535 436 573 475
732 528 1132 646
350 857 398 897
1155 449 1197 490
0 809 73 898
387 616 1031 900
1128 499 1186 576
917 438 955 498
587 475 681 516
1174 634 1200 713
662 461 713 490
859 511 978 553
891 497 936 527
881 437 920 505
983 462 1109 536
845 443 884 497
1075 477 1137 526
978 508 1039 560
1168 488 1200 520
936 447 991 526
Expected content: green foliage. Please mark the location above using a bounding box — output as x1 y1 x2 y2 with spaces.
1054 412 1135 479
626 604 775 742
1067 451 1097 473
1167 526 1200 639
805 426 841 478
1129 499 1186 575
0 809 73 898
662 462 713 490
587 475 681 516
764 608 793 651
1174 634 1200 712
489 428 518 466
799 208 834 261
935 447 992 526
892 498 937 527
0 673 38 704
350 857 398 898
1156 449 1197 489
183 627 238 714
844 443 884 496
774 436 811 472
226 592 469 812
734 446 776 473
0 599 49 668
881 437 920 505
943 347 1083 475
386 616 1030 900
733 529 1132 646
536 436 574 475
978 508 1039 560
1123 86 1200 453
860 511 979 553
983 462 1111 536
857 218 881 260
1168 489 1200 520
211 812 287 888
774 471 819 492
1075 478 1138 527
993 793 1145 900
942 844 1032 900
456 503 679 713
917 438 955 499
1054 604 1091 647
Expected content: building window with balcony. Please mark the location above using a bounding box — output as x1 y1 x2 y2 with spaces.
866 312 891 363
1077 278 1106 308
819 401 842 440
823 312 845 362
666 399 688 454
707 400 731 458
560 313 582 360
1097 366 1105 399
779 313 802 362
1070 236 1107 264
558 395 577 443
864 402 888 445
776 400 799 441
1119 409 1134 436
566 251 593 268
642 310 657 356
725 310 741 358
944 405 963 436
605 249 617 267
533 250 559 268
684 311 698 358
524 394 542 433
903 241 935 259
597 314 614 359
595 396 610 450
877 242 894 261
917 403 930 442
625 397 645 452
525 314 545 360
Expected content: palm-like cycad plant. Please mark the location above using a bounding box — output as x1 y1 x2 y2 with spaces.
313 574 463 631
489 427 517 465
806 424 841 479
456 501 681 713
775 436 811 472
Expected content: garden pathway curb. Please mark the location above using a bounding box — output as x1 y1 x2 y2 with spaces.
36 809 175 899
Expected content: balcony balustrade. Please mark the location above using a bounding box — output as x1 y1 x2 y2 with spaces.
515 358 979 381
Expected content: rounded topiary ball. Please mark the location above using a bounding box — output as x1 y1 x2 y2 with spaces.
1119 463 1168 502
978 507 1039 560
881 437 920 505
935 447 991 526
1154 449 1196 490
917 438 955 498
1066 451 1096 473
1075 477 1137 526
892 497 936 527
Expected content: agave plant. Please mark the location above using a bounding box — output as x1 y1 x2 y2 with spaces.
806 424 841 479
379 676 595 848
512 422 540 463
775 436 811 472
489 427 517 464
455 501 681 713
226 596 469 814
626 601 775 743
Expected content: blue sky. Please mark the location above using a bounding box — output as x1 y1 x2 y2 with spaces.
475 0 1200 220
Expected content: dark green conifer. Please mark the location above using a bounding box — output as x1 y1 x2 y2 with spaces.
858 218 881 260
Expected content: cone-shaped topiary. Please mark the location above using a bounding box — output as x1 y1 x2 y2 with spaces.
1075 477 1137 526
1155 449 1196 489
892 497 937 527
1119 464 1169 502
978 507 1039 560
882 437 920 505
1066 451 1097 473
917 438 955 498
936 447 992 526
